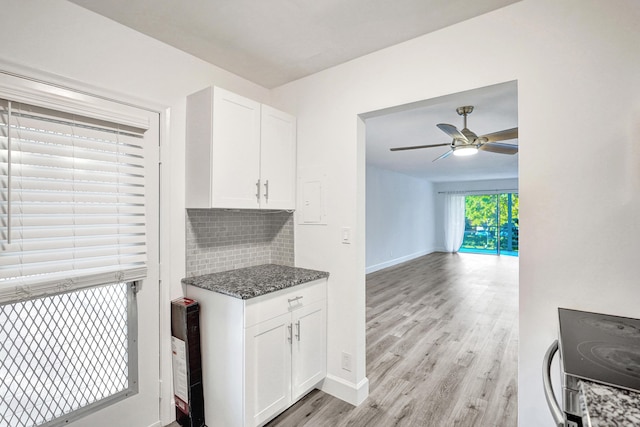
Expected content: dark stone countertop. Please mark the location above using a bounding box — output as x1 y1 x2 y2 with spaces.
580 380 640 426
182 264 329 300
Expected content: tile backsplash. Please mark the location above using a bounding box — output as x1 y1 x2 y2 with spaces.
186 209 294 277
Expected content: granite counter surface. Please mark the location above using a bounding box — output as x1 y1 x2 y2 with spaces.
580 380 640 427
182 264 329 299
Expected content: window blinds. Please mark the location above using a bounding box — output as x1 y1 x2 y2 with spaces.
0 98 148 303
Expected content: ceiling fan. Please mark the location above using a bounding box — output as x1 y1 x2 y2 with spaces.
389 106 518 161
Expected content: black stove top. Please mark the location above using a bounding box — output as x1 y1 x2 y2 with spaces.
559 308 640 393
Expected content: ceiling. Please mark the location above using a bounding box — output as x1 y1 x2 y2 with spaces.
365 81 518 182
67 0 519 89
67 0 519 183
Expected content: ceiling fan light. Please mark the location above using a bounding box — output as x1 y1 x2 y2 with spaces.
452 145 478 156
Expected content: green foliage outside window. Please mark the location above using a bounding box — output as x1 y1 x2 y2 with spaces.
465 194 519 229
462 193 519 254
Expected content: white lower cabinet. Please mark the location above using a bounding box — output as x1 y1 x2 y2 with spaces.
291 301 327 399
186 278 327 427
245 312 292 426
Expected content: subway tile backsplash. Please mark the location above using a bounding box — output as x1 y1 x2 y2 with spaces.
185 209 294 277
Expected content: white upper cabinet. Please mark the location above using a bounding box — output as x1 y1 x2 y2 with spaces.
186 86 296 209
260 105 296 210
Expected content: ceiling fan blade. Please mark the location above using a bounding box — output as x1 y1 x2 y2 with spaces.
432 149 453 162
390 142 450 152
437 123 468 142
479 142 518 155
481 127 518 142
461 127 478 141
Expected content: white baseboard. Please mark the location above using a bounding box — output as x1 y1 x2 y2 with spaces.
320 374 369 406
365 248 435 274
146 422 163 427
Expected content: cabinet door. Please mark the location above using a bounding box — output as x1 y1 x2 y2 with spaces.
212 87 261 208
260 105 296 210
291 300 326 400
245 312 292 427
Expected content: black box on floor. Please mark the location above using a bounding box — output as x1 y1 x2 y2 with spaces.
171 297 205 427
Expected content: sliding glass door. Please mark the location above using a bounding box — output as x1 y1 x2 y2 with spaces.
460 193 518 256
498 193 518 255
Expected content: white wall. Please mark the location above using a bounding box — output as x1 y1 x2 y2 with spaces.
366 166 436 273
273 1 640 425
0 1 271 425
433 178 518 250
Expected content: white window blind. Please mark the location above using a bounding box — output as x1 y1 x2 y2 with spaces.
0 98 148 303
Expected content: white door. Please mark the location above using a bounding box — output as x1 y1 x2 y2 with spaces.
260 105 296 210
291 300 326 400
212 87 261 208
245 312 292 427
0 76 163 427
80 106 161 427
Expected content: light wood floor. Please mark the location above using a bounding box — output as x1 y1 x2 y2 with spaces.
266 252 518 427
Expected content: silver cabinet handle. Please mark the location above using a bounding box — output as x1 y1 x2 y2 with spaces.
295 320 300 341
255 179 261 203
263 179 269 203
287 324 292 343
287 296 303 303
543 340 564 427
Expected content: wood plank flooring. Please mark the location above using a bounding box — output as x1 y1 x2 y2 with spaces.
266 252 518 427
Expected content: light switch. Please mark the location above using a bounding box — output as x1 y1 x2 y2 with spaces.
341 227 351 244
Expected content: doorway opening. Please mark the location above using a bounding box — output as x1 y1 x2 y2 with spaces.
360 80 519 425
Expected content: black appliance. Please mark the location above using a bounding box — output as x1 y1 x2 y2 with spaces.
543 308 640 427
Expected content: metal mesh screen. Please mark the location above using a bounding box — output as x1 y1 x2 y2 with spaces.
0 282 137 427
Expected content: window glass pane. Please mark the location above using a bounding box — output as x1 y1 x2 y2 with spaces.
461 193 518 256
462 194 498 255
499 193 519 255
0 282 136 427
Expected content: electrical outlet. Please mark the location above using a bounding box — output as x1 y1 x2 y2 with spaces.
341 351 352 372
